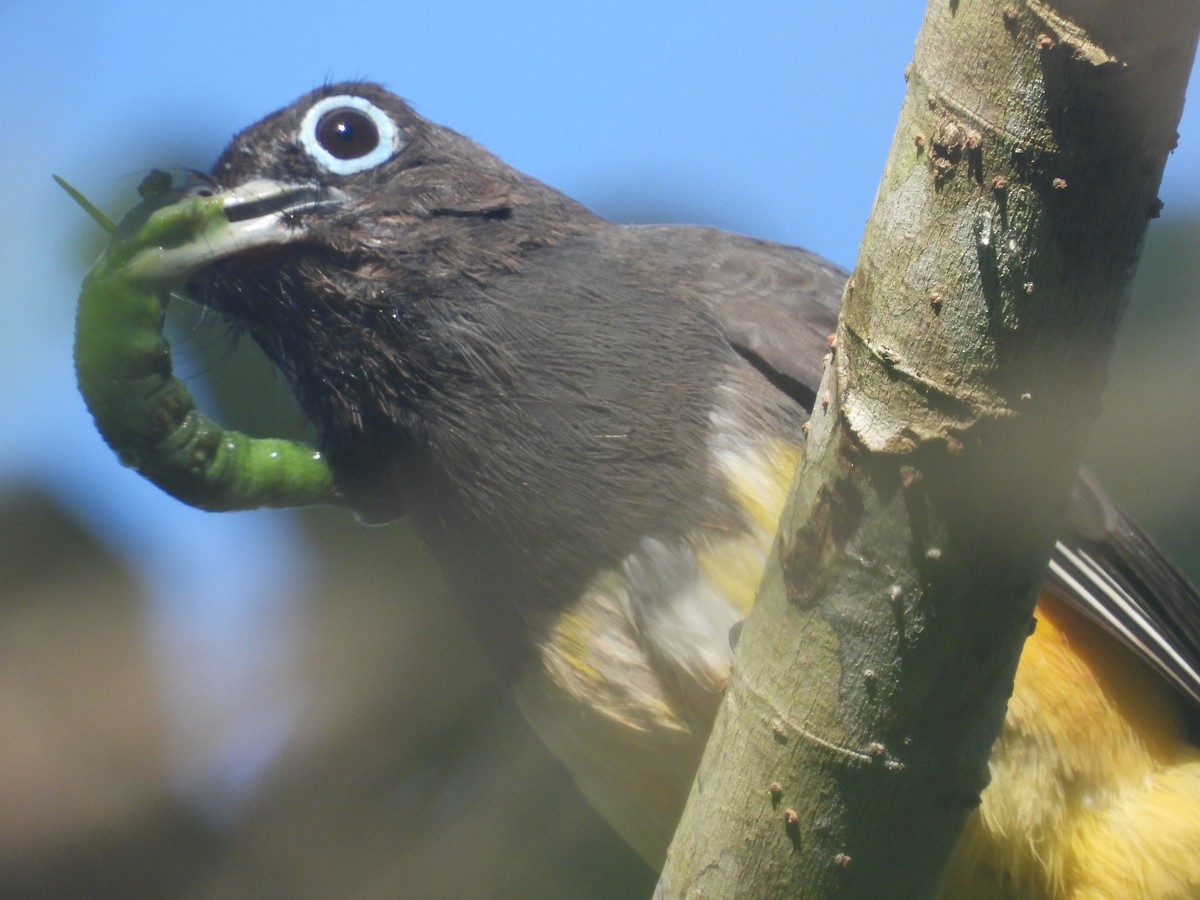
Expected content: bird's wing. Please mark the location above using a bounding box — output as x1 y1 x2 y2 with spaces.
1049 472 1200 710
625 226 844 410
693 235 844 410
662 228 1200 715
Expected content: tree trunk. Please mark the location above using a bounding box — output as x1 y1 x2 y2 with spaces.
656 1 1200 897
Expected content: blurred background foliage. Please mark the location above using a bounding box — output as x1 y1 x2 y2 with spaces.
2 3 1197 898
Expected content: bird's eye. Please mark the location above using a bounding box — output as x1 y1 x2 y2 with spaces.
298 95 403 175
317 108 378 159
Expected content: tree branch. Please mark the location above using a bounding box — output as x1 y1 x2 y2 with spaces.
656 1 1200 896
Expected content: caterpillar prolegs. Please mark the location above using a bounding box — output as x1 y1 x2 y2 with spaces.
63 171 340 512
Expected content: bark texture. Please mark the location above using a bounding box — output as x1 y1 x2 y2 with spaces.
657 1 1200 897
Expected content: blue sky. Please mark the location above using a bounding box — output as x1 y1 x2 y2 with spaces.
3 2 1198 814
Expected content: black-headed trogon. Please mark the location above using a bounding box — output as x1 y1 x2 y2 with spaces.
86 84 1200 899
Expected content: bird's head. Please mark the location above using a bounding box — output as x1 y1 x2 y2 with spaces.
75 82 837 637
142 83 604 523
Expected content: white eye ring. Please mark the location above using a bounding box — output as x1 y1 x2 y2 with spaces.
298 95 403 175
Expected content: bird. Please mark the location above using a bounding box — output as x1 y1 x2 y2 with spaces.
118 82 1200 898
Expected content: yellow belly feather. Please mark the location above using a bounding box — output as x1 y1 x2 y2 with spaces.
519 441 1200 896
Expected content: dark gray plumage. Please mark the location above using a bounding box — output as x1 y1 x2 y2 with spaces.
169 83 1200 878
189 83 843 652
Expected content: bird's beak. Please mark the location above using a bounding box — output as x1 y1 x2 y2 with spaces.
118 177 345 286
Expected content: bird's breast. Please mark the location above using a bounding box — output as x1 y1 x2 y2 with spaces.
513 436 803 865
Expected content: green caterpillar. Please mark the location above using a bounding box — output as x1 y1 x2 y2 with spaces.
62 171 341 512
